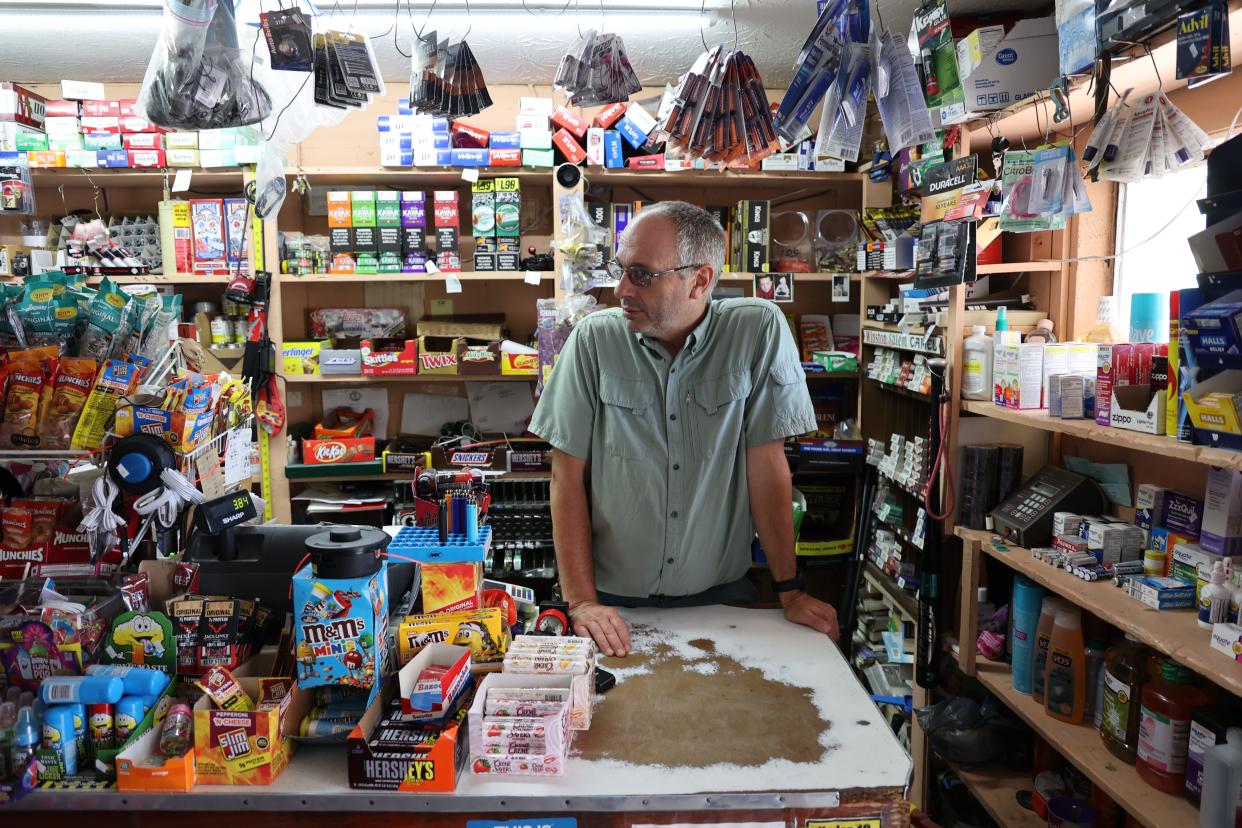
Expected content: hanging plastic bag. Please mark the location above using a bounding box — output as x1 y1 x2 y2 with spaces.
138 0 272 130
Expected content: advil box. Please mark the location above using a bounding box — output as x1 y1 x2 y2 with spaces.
193 676 311 785
347 670 471 793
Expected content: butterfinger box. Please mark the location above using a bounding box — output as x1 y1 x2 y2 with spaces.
193 676 311 785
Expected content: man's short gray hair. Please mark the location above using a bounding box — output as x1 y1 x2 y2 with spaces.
636 201 726 288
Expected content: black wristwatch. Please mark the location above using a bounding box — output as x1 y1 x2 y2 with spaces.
773 574 805 593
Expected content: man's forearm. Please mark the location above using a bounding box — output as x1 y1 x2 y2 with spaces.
550 450 598 607
746 440 798 582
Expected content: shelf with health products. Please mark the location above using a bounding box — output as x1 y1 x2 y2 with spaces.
965 658 1199 828
863 560 918 621
277 271 556 284
944 761 1044 828
959 399 1242 472
955 526 1242 699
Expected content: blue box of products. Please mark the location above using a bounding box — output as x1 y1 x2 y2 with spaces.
615 116 649 149
489 131 521 150
96 149 129 167
451 148 489 167
1186 290 1242 356
397 98 413 115
604 130 623 168
436 149 453 166
84 133 122 151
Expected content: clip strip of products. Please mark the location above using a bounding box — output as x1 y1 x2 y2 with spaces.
553 29 642 106
408 32 492 118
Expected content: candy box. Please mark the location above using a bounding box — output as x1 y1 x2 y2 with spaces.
282 340 324 374
467 672 575 775
346 671 470 793
396 607 508 666
192 675 311 785
421 561 484 614
115 721 196 792
292 558 388 690
417 336 462 375
361 338 419 376
302 436 377 465
398 644 472 717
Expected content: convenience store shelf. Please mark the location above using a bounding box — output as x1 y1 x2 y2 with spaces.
87 273 234 285
946 762 1042 828
719 271 868 282
284 374 535 384
865 376 931 402
279 272 554 283
29 167 249 189
959 400 1242 471
972 659 1199 828
863 560 918 621
957 526 1242 698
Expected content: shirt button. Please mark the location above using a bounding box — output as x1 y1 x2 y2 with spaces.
671 511 679 518
671 368 676 374
667 558 675 564
670 414 677 421
673 463 680 470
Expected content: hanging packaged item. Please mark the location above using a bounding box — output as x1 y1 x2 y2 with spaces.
1176 1 1231 88
1086 90 1210 183
654 46 778 165
552 30 641 106
1000 150 1068 233
138 0 272 130
911 0 965 125
313 30 385 111
873 29 936 154
407 31 492 118
773 0 847 145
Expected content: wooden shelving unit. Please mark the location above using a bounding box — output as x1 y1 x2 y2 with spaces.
946 762 1043 828
974 261 1063 274
957 526 1242 697
960 400 1242 472
280 271 555 283
972 660 1199 828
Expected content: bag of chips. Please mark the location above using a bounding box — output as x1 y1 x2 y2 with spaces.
79 278 133 362
0 358 48 447
40 357 96 450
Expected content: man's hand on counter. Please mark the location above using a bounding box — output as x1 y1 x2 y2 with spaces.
780 591 840 641
569 601 632 657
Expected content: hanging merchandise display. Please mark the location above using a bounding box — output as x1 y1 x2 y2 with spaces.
408 32 493 119
773 0 849 146
910 0 964 126
999 150 1069 233
653 46 778 165
1084 89 1211 184
138 0 273 130
873 28 936 155
553 29 641 106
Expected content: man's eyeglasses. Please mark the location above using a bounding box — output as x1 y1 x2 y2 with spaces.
606 260 705 288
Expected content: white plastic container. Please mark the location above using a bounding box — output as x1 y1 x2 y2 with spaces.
962 325 993 400
1200 727 1242 828
1199 560 1232 629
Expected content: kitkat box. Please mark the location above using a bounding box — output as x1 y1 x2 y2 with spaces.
193 676 311 785
302 436 377 465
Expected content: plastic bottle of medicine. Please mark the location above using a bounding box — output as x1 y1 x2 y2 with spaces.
1100 634 1150 763
1032 597 1063 705
1199 560 1231 629
1087 637 1109 728
1199 727 1242 828
1045 606 1087 724
1136 660 1209 794
962 325 993 401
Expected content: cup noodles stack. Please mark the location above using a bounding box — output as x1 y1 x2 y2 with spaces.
502 635 595 729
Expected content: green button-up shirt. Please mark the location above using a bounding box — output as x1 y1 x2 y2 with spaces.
528 297 817 598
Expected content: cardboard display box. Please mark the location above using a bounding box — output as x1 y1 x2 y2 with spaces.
959 17 1060 115
115 724 196 792
416 315 506 340
417 336 463 375
193 676 310 785
1110 383 1167 435
302 436 377 465
457 339 500 376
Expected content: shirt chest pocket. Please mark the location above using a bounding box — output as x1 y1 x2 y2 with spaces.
689 371 752 457
598 374 659 461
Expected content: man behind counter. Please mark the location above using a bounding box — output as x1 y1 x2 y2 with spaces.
528 201 840 657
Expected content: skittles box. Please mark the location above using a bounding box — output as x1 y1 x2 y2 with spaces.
292 559 388 690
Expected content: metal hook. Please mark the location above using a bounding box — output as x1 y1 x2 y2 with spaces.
730 0 737 52
415 0 439 38
574 0 583 39
463 0 472 40
699 0 708 52
1145 44 1162 91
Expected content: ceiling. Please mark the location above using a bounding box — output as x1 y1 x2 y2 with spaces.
0 0 1050 88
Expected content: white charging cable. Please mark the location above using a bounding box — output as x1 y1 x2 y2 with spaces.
134 468 206 529
79 475 126 554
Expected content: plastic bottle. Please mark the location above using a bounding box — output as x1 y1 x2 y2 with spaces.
38 674 123 706
1084 296 1122 344
1101 634 1150 763
1136 660 1210 794
86 664 170 697
8 707 37 773
1046 606 1087 723
115 696 145 743
1026 319 1057 344
41 705 76 775
1200 727 1242 828
1011 576 1045 694
1085 637 1108 725
1200 561 1232 629
1032 597 1063 705
962 325 994 400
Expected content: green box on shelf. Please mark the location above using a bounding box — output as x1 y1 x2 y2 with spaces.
286 460 386 479
351 190 377 227
376 191 401 227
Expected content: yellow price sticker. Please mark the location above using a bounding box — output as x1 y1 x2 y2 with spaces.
806 820 882 828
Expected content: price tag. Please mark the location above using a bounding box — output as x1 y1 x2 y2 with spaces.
524 270 542 285
195 450 226 500
446 274 463 294
223 427 250 485
425 260 441 274
461 168 480 183
172 168 193 192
